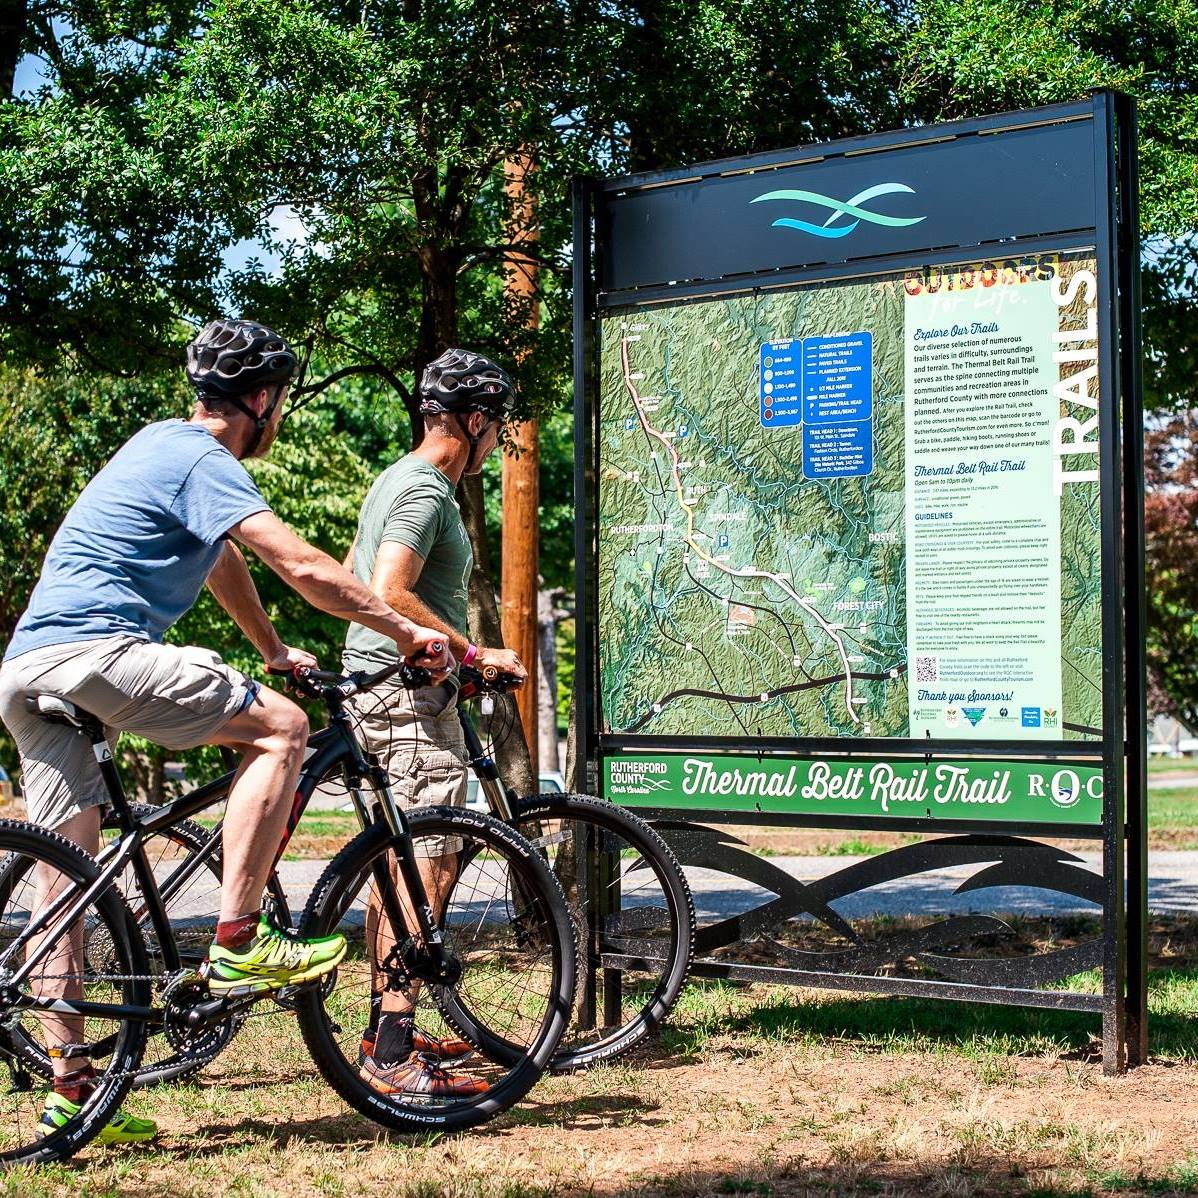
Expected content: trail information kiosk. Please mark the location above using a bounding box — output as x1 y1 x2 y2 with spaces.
574 92 1147 1070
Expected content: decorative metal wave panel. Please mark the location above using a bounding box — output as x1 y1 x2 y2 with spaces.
649 824 1104 988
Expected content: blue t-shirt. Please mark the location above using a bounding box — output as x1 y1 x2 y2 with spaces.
5 420 270 661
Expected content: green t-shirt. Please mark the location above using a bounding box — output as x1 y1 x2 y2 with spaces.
343 455 472 671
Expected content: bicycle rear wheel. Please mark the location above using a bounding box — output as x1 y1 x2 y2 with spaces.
0 819 149 1164
510 793 694 1071
0 804 289 1089
296 807 574 1133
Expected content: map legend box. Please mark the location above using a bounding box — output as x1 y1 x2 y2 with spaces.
803 332 873 424
803 420 874 479
759 340 802 427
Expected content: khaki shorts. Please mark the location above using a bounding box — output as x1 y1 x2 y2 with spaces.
0 635 257 829
346 679 467 856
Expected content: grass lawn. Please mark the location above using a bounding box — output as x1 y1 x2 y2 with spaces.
10 918 1198 1198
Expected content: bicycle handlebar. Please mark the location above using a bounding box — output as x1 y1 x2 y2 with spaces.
265 641 446 705
458 662 524 697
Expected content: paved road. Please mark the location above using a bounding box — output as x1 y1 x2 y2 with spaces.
275 849 1198 922
1147 772 1198 789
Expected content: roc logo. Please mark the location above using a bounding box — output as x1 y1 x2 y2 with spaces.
1050 775 1080 809
961 707 986 727
750 183 926 240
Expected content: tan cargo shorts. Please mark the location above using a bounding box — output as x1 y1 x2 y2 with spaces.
345 679 468 856
0 635 257 829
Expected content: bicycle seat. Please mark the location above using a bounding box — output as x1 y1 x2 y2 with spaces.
24 694 105 737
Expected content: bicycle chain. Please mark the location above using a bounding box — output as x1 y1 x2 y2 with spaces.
9 969 238 1084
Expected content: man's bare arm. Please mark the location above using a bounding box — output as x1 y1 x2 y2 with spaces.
370 542 468 656
205 542 285 660
231 511 447 665
371 541 526 683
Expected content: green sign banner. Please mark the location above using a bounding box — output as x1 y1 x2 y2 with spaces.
602 753 1103 825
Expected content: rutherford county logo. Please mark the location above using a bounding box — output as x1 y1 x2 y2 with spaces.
750 183 926 239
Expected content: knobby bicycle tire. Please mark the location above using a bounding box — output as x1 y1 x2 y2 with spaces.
511 793 695 1072
1 804 289 1090
0 819 150 1165
295 807 575 1133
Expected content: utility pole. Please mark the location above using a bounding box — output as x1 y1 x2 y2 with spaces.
501 147 540 779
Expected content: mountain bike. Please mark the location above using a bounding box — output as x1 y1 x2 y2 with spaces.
0 655 575 1165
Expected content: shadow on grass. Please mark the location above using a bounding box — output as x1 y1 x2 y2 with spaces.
175 1094 665 1153
492 1091 664 1131
658 968 1198 1063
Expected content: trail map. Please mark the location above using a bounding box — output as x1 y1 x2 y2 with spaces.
596 257 1103 742
598 280 908 739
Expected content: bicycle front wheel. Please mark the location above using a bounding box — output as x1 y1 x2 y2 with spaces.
513 793 695 1072
0 819 150 1165
295 807 574 1133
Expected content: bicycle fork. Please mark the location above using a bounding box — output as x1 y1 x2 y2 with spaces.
337 721 460 989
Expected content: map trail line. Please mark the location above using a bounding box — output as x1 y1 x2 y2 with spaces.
619 335 863 725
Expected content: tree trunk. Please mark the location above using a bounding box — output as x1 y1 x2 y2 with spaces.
537 588 560 773
0 1 28 100
415 178 535 797
501 420 539 777
121 745 167 804
501 148 541 776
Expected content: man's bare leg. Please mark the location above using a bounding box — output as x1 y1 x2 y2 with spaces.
209 685 309 924
30 806 101 1086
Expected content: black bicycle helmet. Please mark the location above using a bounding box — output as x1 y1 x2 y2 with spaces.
186 318 297 397
186 318 297 456
418 348 513 419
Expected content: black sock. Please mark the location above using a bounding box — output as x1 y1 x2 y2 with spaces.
374 1013 414 1066
367 990 383 1035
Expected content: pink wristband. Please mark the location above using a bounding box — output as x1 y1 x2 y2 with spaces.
462 643 478 666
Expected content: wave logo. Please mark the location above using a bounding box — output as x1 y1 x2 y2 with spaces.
750 183 925 240
961 706 986 727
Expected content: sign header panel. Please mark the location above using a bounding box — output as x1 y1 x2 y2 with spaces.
602 119 1097 293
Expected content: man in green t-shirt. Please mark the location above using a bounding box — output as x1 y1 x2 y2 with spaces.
343 348 526 1098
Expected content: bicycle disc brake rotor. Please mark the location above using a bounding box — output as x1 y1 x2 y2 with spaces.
161 970 242 1060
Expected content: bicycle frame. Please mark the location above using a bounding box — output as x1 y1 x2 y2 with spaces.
0 696 451 1027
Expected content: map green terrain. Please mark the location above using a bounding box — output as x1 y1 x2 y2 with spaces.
597 279 909 739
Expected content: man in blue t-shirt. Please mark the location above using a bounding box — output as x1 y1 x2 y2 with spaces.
0 319 450 1143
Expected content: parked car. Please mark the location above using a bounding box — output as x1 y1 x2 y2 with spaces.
465 770 566 812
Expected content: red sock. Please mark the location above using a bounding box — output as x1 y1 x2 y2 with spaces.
215 912 260 949
54 1065 97 1104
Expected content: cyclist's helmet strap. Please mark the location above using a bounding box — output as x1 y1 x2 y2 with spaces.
186 318 297 452
418 348 513 446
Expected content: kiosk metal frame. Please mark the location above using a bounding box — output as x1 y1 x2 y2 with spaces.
573 91 1146 1072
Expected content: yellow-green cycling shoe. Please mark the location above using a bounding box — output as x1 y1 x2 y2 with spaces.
204 917 346 997
39 1092 157 1145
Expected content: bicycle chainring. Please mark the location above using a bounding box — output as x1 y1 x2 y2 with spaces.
161 970 242 1061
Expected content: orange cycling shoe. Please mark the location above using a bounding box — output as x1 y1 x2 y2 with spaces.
360 1026 474 1065
360 1051 490 1098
